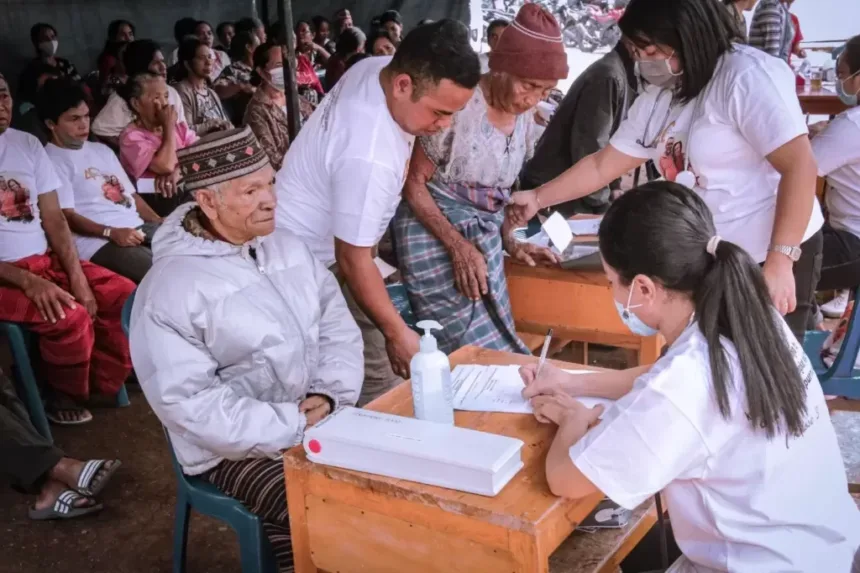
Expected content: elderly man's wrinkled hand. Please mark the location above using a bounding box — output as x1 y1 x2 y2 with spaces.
23 275 78 323
301 395 331 427
448 239 488 301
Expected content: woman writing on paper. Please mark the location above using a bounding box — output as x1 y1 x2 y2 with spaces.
509 0 823 341
521 182 860 573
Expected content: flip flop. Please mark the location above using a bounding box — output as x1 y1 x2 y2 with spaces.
45 407 93 425
75 459 122 497
29 490 103 521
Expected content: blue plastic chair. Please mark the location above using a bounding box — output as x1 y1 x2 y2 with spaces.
1 322 52 441
1 312 131 441
121 294 277 573
803 286 860 399
165 431 278 573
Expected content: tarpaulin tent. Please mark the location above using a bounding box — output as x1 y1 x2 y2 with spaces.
0 0 479 95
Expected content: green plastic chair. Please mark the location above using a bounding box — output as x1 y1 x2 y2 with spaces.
803 286 860 399
1 319 131 442
121 293 278 573
1 322 52 441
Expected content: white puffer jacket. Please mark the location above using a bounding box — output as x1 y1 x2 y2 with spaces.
130 203 363 475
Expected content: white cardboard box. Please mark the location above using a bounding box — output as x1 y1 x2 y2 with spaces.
303 407 524 497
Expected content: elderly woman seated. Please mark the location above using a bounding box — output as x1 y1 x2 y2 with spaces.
119 73 198 217
392 4 565 355
129 127 363 572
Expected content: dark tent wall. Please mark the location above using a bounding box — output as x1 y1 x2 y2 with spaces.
0 0 256 94
278 0 472 37
0 0 476 97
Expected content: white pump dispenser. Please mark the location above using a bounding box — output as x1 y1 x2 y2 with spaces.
410 320 454 425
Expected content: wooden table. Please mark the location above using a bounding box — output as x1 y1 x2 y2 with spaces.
797 86 848 116
284 346 607 573
506 260 664 366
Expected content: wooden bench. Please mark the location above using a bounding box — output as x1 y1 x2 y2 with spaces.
831 410 860 493
550 499 658 573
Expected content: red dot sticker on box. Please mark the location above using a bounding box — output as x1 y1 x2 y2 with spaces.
308 439 321 454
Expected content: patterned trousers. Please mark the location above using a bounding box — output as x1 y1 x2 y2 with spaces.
0 253 134 400
204 458 293 572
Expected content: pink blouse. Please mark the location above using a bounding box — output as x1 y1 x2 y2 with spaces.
119 122 199 180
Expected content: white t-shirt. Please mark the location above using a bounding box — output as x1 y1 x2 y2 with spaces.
275 56 415 267
610 44 823 263
0 129 63 262
92 85 186 139
812 106 860 239
570 318 860 573
47 141 144 261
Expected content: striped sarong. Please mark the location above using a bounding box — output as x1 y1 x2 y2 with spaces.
392 180 530 356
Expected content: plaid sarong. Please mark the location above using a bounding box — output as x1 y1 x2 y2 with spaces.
392 180 530 355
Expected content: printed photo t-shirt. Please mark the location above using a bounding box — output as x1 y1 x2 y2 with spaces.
0 128 63 262
47 141 144 260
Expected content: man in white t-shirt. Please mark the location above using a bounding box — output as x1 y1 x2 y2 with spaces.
276 20 481 404
39 78 162 284
0 74 135 425
479 19 509 74
92 39 187 143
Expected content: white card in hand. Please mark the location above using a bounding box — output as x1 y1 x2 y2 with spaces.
542 212 573 253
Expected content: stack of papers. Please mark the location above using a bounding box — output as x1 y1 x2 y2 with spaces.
451 365 614 415
521 215 603 263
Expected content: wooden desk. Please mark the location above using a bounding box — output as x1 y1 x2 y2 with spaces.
506 260 664 366
284 346 606 573
797 86 848 116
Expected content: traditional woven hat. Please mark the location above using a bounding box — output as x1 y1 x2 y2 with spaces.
177 127 270 192
488 4 568 80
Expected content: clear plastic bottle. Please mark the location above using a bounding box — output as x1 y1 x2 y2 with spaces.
410 321 454 425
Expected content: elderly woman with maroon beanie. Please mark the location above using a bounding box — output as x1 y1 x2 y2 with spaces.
391 4 567 355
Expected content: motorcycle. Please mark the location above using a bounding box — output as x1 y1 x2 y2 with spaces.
559 2 623 53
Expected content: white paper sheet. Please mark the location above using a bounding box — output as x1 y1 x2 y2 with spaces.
374 257 398 279
136 178 156 194
542 212 573 252
568 217 603 236
451 365 614 416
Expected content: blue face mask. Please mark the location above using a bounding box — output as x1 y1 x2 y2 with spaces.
614 284 659 337
837 70 860 107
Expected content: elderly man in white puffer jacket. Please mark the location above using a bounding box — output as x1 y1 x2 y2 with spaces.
129 127 363 571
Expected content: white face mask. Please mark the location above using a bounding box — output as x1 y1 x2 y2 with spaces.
268 67 285 91
635 51 681 88
38 40 59 57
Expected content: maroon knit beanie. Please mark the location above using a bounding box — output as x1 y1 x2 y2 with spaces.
488 4 568 80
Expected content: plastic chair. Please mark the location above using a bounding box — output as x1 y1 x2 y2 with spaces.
123 296 277 572
164 430 278 573
0 322 52 441
121 290 136 338
803 285 860 399
1 318 131 440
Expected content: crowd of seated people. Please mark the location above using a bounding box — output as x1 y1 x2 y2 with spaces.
0 6 407 423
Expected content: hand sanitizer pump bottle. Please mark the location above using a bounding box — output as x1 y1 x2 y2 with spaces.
411 320 455 425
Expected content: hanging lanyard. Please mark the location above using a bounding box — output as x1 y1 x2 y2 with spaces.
636 88 675 149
